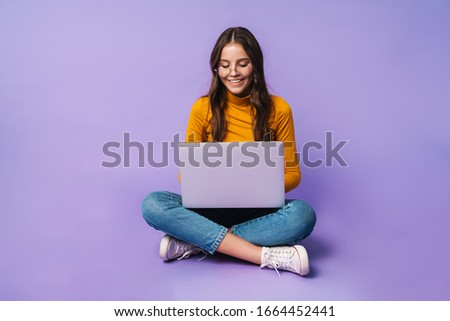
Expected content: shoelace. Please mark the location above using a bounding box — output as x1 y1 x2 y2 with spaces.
261 249 298 276
178 249 207 261
174 243 208 261
178 249 195 260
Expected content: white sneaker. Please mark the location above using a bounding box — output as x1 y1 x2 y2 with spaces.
260 245 310 276
159 235 205 261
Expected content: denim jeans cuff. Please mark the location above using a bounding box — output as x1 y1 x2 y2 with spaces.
208 226 228 254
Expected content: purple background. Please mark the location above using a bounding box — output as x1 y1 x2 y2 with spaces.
1 0 449 300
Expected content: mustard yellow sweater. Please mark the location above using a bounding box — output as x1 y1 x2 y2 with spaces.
185 91 301 192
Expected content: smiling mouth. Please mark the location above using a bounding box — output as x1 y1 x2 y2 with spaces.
228 79 244 85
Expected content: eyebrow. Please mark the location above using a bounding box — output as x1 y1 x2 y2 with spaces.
219 58 251 63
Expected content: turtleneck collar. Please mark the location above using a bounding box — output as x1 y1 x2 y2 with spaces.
226 90 251 107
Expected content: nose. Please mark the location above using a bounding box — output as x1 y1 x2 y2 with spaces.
229 66 239 76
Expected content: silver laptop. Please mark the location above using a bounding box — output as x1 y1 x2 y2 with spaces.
177 141 285 208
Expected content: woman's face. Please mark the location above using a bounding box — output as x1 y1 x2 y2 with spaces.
217 42 253 97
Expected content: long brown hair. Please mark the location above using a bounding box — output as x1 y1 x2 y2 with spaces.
208 27 273 141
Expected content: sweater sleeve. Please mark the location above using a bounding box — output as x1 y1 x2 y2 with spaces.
273 98 301 192
178 98 208 183
185 98 208 142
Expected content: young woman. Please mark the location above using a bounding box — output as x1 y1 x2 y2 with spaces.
142 27 316 276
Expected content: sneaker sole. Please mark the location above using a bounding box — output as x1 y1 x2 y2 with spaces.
159 235 172 261
294 245 310 276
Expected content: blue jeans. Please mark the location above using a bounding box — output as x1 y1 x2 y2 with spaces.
142 191 316 254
